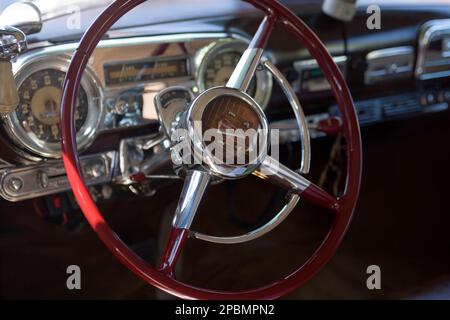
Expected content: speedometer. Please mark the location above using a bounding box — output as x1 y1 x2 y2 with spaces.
203 51 257 96
16 69 89 143
197 39 272 109
3 57 103 158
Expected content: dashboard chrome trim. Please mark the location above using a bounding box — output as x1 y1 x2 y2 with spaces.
366 46 414 61
13 33 235 65
0 151 117 202
416 19 450 80
0 159 13 170
294 55 348 69
365 46 414 85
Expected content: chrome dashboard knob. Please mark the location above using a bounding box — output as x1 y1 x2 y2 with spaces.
0 26 27 60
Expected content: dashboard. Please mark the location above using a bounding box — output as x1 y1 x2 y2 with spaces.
0 33 275 201
1 1 450 202
3 34 272 159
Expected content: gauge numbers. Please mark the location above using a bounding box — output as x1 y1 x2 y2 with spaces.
16 69 89 143
203 51 257 96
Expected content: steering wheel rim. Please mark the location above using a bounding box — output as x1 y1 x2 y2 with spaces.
60 0 362 300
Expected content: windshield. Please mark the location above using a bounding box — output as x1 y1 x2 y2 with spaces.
3 0 446 25
0 0 113 20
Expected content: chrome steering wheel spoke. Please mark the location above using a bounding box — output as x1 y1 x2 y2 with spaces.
172 170 211 230
226 14 276 91
158 170 211 275
255 156 340 213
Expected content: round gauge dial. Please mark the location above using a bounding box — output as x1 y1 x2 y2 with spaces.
16 69 89 143
198 40 272 109
155 87 194 136
203 51 257 96
4 57 102 159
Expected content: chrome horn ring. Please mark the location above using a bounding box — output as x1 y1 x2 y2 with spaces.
185 86 270 179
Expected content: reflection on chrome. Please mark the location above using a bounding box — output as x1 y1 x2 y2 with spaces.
170 126 279 168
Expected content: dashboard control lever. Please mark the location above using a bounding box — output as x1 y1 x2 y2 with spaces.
37 171 49 189
0 26 27 114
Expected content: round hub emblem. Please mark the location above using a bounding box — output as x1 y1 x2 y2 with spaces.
201 95 262 165
187 87 269 179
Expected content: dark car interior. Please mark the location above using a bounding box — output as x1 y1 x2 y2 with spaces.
0 0 449 300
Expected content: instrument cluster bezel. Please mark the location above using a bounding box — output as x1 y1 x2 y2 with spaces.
3 55 104 159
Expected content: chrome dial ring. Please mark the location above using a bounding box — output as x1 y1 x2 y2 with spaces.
2 56 104 158
196 39 273 109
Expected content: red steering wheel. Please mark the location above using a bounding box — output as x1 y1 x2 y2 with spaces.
61 0 362 299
